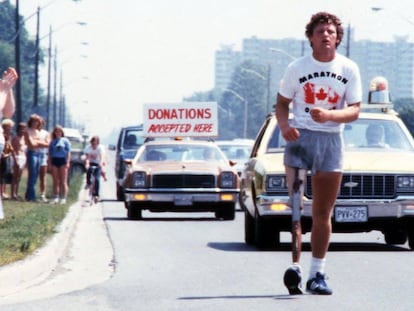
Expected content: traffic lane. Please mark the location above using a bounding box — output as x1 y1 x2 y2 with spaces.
101 205 414 311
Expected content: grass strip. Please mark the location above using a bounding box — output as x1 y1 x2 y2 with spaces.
0 173 83 266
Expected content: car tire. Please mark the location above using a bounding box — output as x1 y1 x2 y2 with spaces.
127 203 142 220
384 229 407 245
215 203 235 220
407 229 414 250
116 183 125 201
254 210 280 249
244 210 255 245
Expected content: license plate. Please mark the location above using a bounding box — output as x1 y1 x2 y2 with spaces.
174 195 193 206
335 206 367 223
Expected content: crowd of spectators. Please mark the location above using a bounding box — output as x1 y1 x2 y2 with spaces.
0 113 72 204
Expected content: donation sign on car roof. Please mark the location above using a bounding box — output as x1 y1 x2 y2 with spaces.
143 102 218 137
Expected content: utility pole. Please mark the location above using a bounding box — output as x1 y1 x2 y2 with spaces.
266 64 271 114
45 26 52 130
14 0 22 123
53 46 57 128
346 23 351 57
33 7 40 108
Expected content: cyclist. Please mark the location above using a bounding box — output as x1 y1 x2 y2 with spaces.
84 135 106 202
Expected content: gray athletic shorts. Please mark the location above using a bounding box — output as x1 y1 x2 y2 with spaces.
284 129 344 174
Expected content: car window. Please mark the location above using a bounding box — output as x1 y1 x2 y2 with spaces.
138 145 226 162
218 144 251 160
123 130 145 148
262 117 413 153
267 126 286 151
344 119 413 150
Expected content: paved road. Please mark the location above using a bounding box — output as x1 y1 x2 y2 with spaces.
0 156 413 310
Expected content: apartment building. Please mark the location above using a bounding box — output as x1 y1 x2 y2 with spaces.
215 35 414 102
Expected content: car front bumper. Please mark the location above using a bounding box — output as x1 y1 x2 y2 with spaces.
124 188 239 205
256 194 414 218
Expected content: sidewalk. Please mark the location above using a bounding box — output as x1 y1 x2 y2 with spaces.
0 190 114 304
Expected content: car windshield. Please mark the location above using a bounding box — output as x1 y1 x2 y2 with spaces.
267 118 414 152
217 144 252 160
137 144 228 162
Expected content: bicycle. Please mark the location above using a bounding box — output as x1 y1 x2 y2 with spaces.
87 165 99 206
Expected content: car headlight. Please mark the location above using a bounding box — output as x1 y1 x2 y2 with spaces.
220 172 236 188
132 171 147 187
266 175 287 192
397 176 414 190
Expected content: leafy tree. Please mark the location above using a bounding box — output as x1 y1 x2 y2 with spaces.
394 98 414 136
0 1 46 124
218 60 267 139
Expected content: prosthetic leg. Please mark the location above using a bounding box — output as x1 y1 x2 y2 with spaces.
283 167 306 295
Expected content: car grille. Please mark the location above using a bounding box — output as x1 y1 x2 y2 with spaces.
152 174 216 188
306 174 395 199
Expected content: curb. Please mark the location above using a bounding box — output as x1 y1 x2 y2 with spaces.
0 195 83 297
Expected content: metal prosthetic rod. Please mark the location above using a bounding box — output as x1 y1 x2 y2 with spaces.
291 168 306 264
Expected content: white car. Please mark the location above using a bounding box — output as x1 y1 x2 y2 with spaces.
242 78 414 249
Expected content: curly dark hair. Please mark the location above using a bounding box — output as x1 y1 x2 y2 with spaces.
305 12 344 48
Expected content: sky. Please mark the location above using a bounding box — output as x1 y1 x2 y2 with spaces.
18 0 414 138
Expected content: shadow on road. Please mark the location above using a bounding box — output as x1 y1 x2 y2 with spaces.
104 216 225 222
178 293 298 301
207 241 410 252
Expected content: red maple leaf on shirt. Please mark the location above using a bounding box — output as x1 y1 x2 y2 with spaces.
315 87 328 100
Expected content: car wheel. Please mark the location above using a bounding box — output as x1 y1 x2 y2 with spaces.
407 229 414 250
116 183 125 201
384 229 407 245
244 210 255 245
215 203 235 220
254 210 280 249
127 203 142 220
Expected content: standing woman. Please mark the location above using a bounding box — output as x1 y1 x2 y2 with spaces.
0 67 18 218
38 117 50 202
24 114 49 202
48 126 71 204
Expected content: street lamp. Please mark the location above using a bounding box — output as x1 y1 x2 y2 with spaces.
224 88 248 138
269 48 298 61
372 6 414 26
240 66 272 114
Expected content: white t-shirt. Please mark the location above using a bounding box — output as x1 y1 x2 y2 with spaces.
279 54 362 133
84 144 105 165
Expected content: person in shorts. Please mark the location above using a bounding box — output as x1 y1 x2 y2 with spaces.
38 116 50 202
11 122 27 200
0 118 16 199
48 125 71 204
275 12 362 295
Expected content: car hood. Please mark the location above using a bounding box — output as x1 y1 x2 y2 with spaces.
122 149 139 159
343 149 414 173
256 149 414 174
133 161 234 174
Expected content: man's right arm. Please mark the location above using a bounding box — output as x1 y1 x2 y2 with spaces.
275 93 299 142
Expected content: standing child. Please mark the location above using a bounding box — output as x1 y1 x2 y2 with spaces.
0 119 16 199
11 122 27 200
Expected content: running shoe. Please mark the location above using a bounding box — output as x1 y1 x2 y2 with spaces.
283 265 303 295
306 272 333 295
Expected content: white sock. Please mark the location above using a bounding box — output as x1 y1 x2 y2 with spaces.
309 257 326 279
